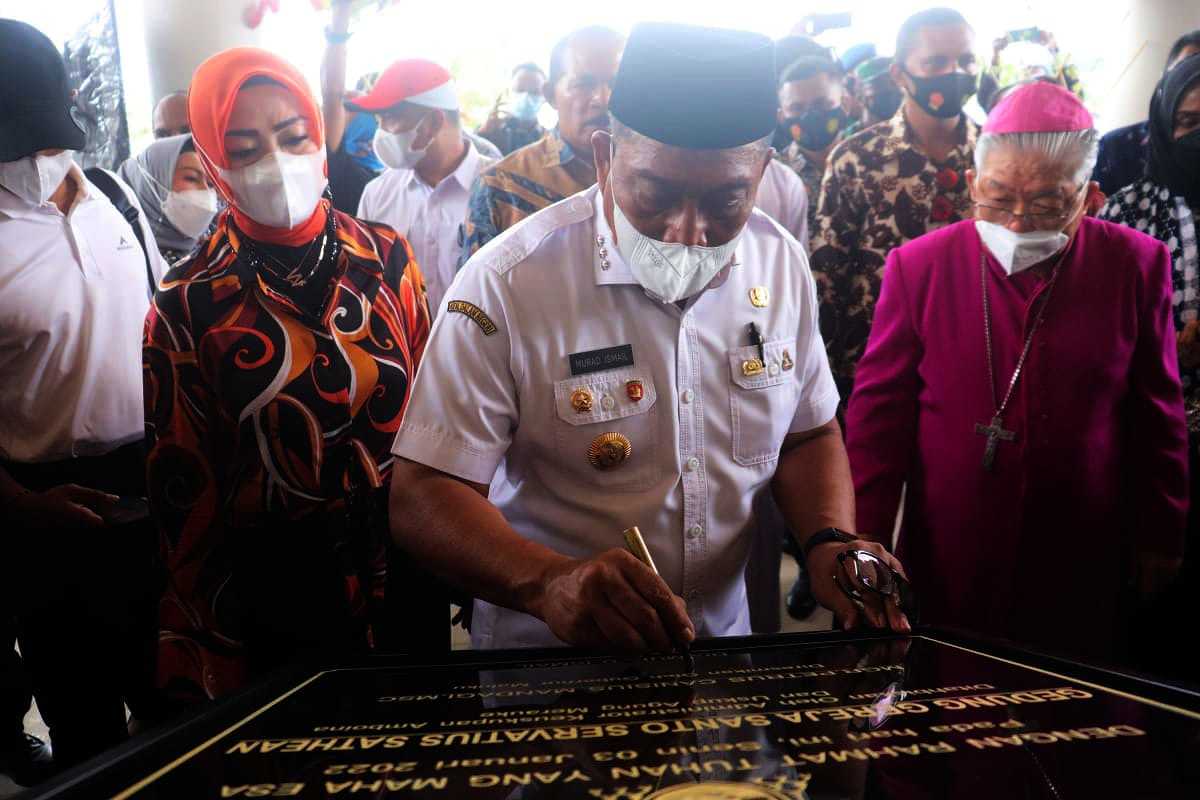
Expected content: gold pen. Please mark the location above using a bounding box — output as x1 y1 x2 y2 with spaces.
623 526 694 669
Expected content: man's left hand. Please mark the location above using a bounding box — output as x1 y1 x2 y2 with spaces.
806 538 912 633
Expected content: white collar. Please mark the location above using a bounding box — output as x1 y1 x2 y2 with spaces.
404 137 480 192
591 185 638 287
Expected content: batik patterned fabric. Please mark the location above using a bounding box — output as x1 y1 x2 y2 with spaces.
143 205 430 700
459 128 595 264
808 108 978 399
1100 180 1200 418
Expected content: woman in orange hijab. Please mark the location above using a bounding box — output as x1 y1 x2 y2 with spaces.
142 48 434 705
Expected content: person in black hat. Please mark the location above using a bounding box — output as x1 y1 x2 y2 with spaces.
0 18 167 783
387 21 912 654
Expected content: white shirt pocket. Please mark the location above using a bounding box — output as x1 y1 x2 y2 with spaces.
550 368 660 492
728 340 799 466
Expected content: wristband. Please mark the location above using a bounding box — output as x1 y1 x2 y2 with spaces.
801 527 856 561
324 27 352 45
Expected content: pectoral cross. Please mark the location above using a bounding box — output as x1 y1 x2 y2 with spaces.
974 415 1015 471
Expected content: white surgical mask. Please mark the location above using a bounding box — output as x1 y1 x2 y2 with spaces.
609 175 741 303
509 91 543 122
216 150 327 230
975 221 1070 275
0 150 75 206
373 124 430 170
163 188 219 239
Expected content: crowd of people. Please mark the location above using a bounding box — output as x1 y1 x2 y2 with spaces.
1 2 1198 787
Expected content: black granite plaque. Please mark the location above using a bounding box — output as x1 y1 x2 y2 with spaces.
49 633 1200 798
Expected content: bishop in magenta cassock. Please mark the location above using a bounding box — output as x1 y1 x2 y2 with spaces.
845 82 1188 661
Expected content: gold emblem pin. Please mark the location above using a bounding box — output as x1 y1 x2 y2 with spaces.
570 388 594 414
588 432 632 471
626 379 644 402
781 350 794 371
749 286 770 307
742 358 765 377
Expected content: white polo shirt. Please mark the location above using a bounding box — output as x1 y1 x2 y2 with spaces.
392 184 837 649
755 158 809 249
0 165 166 462
357 139 495 316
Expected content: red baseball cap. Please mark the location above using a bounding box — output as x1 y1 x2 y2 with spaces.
344 59 458 113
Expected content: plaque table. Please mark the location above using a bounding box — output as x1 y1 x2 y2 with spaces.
27 628 1200 798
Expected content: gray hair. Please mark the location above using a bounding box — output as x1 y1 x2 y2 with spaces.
973 130 1100 187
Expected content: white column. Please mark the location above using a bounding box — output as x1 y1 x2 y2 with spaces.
141 0 266 104
1104 0 1200 128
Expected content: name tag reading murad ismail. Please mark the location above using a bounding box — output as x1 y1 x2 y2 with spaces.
569 345 634 376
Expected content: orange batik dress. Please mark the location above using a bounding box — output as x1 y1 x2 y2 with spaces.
142 203 430 703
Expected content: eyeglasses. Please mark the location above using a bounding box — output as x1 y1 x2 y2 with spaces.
835 549 920 622
973 202 1074 227
974 184 1086 229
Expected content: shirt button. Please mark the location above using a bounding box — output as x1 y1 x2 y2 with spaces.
687 524 704 539
685 456 701 472
601 394 616 411
681 389 694 404
768 362 780 376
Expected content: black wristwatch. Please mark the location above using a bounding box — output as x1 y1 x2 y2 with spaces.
801 527 857 561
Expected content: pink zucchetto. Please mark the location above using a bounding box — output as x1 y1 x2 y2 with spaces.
983 81 1094 134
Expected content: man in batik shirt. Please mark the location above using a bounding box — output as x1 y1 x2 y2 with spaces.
775 55 848 235
809 8 979 402
460 26 622 262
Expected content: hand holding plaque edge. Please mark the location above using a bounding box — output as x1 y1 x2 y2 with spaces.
806 539 912 633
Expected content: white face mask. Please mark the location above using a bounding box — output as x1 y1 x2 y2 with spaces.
608 168 741 304
975 221 1070 275
975 183 1085 275
163 188 219 239
0 150 75 206
373 123 430 170
216 150 327 230
509 91 543 121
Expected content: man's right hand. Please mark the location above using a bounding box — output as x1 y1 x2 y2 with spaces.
532 549 696 653
7 483 118 529
806 539 911 633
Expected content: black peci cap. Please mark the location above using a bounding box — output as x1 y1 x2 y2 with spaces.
0 19 87 162
609 22 778 150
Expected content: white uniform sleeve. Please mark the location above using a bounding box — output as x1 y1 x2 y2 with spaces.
760 160 809 248
788 243 838 433
790 167 810 252
391 260 520 484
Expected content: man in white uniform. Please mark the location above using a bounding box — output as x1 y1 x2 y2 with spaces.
389 22 910 652
351 59 496 315
0 20 166 782
755 158 809 246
